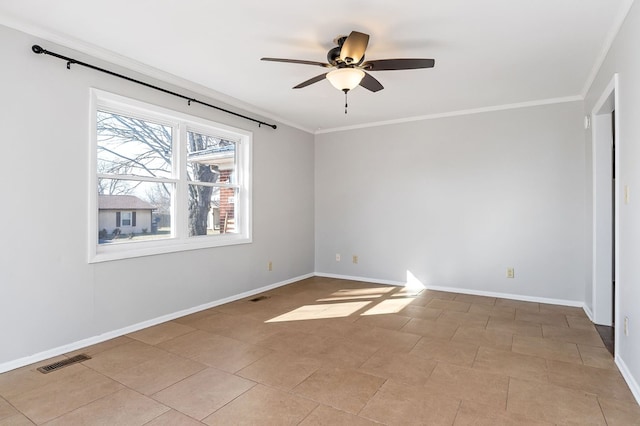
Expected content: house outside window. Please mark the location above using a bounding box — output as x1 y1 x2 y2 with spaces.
89 89 252 262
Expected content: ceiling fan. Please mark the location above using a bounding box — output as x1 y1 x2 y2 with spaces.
261 31 435 113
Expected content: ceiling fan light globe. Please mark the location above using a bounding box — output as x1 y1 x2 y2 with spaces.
326 68 365 91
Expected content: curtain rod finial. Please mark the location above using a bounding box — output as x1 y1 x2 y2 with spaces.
32 45 44 54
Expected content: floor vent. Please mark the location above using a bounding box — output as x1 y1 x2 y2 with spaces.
37 354 91 374
249 295 270 302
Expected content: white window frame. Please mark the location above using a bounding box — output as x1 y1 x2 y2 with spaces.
89 89 252 263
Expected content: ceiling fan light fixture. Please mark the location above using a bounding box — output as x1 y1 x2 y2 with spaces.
326 68 365 91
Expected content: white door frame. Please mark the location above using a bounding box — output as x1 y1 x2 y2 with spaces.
591 73 619 341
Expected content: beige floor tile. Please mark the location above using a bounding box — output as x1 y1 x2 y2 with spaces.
278 317 364 340
539 303 587 317
66 335 134 358
426 298 471 312
7 367 123 424
472 346 548 382
152 368 255 420
126 321 196 345
158 330 272 373
110 351 206 395
189 312 284 344
0 397 18 421
542 324 604 347
44 388 169 425
512 335 582 364
236 351 322 391
578 344 618 370
515 310 569 327
202 384 317 425
292 366 384 414
172 309 219 326
0 356 86 399
348 326 421 353
468 303 516 320
359 349 437 386
546 360 636 402
424 363 509 409
598 397 640 426
401 317 459 339
486 317 542 337
453 400 554 425
354 313 410 330
359 379 461 425
299 404 379 425
300 335 379 368
454 294 497 306
420 289 459 300
410 337 479 367
0 280 631 426
82 340 168 376
145 409 204 425
507 378 607 425
495 299 539 312
397 304 443 320
0 413 34 425
437 310 490 328
451 326 513 350
567 315 597 329
257 329 328 353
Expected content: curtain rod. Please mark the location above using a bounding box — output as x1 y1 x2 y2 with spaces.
31 45 277 130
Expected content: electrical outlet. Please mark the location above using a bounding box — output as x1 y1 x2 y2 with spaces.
352 255 358 264
624 316 629 336
336 254 341 262
506 268 515 278
268 261 273 271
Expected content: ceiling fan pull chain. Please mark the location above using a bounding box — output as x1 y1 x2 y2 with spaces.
344 89 348 114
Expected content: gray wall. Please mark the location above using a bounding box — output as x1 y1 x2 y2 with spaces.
0 24 315 366
315 102 586 303
584 0 640 399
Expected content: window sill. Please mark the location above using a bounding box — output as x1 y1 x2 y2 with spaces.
89 235 252 263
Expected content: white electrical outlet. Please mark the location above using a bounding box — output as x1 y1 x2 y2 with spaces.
336 254 341 262
352 255 358 264
268 261 273 271
624 316 629 336
506 268 515 278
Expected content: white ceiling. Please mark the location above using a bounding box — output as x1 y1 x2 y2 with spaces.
0 0 634 132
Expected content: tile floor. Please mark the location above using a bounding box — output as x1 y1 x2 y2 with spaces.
1 277 639 425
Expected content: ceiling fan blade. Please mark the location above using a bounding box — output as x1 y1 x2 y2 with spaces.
261 57 332 68
359 72 384 92
340 31 369 64
293 73 328 89
362 58 435 71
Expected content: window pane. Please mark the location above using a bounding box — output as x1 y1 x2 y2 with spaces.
187 131 236 184
188 184 238 236
97 110 173 179
98 179 173 244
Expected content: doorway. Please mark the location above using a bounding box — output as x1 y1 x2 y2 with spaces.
592 74 618 355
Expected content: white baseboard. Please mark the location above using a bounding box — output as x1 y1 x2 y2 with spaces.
315 272 585 308
0 273 313 374
583 304 595 322
314 272 405 287
616 355 640 405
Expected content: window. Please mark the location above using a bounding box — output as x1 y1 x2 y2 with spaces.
120 212 133 227
90 89 252 262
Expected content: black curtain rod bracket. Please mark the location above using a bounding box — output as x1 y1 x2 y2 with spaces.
31 45 277 130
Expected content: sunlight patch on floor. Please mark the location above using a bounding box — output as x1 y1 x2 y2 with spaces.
265 301 371 322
